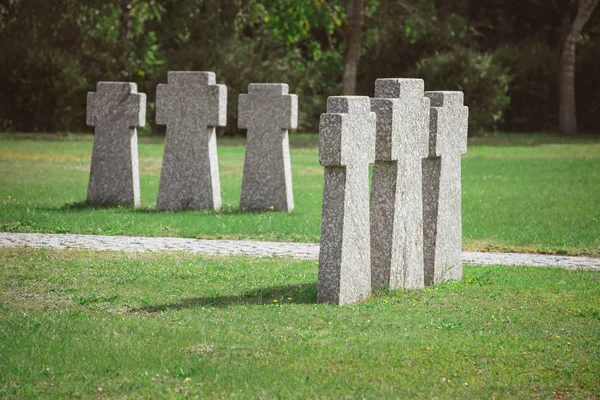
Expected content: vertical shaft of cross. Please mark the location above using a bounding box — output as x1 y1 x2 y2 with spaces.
86 82 145 208
422 91 469 285
317 96 376 305
370 79 430 290
238 84 297 212
156 71 227 211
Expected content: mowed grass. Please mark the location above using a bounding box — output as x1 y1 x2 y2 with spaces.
0 132 599 255
1 247 599 398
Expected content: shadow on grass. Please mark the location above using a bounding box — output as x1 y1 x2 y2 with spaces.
132 283 317 312
59 201 127 211
57 201 291 216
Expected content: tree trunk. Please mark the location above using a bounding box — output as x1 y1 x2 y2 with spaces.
342 0 366 95
559 0 599 135
118 0 131 73
118 0 131 46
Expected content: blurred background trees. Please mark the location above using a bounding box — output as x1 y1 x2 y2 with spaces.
0 0 598 136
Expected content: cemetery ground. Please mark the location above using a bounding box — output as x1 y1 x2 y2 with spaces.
0 132 599 397
1 247 599 398
0 132 599 256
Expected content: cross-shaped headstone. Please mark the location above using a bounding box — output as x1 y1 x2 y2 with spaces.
422 91 469 285
156 71 227 211
238 83 298 212
318 96 376 305
370 78 430 290
86 82 146 207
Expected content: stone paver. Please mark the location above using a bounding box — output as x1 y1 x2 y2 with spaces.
0 232 598 271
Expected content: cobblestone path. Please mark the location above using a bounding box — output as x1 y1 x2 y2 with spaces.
0 232 598 271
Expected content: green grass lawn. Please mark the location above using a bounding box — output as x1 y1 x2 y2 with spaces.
0 132 599 255
1 247 598 398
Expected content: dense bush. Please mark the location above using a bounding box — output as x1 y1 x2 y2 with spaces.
414 47 512 135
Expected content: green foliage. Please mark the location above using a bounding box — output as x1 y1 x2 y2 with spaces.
415 48 512 135
250 0 343 46
234 0 349 132
212 32 341 132
0 0 164 133
1 0 600 134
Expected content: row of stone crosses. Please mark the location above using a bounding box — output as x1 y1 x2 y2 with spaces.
86 71 468 306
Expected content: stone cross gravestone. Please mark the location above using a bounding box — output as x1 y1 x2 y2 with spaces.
318 96 376 305
86 82 146 207
370 78 430 290
238 83 298 212
156 71 227 211
422 91 469 285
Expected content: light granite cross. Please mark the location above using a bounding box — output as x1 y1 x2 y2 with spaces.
238 83 298 212
317 96 376 305
422 91 469 285
156 71 227 211
86 82 146 207
370 78 430 290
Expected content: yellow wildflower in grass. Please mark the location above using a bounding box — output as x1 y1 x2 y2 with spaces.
287 297 292 301
273 299 278 303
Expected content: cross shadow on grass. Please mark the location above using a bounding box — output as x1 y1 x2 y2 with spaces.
58 200 135 211
132 283 317 313
56 201 260 216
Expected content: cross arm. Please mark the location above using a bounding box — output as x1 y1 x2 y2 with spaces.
206 84 227 128
425 91 468 157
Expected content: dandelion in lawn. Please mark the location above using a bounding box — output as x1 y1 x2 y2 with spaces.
567 342 572 345
287 297 291 301
273 299 278 303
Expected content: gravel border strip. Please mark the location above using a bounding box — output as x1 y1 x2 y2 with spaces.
0 232 598 271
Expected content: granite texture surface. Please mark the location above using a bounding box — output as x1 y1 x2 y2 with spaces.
238 83 298 212
422 91 469 285
86 82 145 208
370 78 430 290
155 71 227 211
318 96 376 305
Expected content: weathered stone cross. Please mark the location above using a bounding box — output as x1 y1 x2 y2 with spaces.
86 82 146 207
422 91 469 285
317 96 376 305
156 71 227 211
370 78 430 290
238 83 298 212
